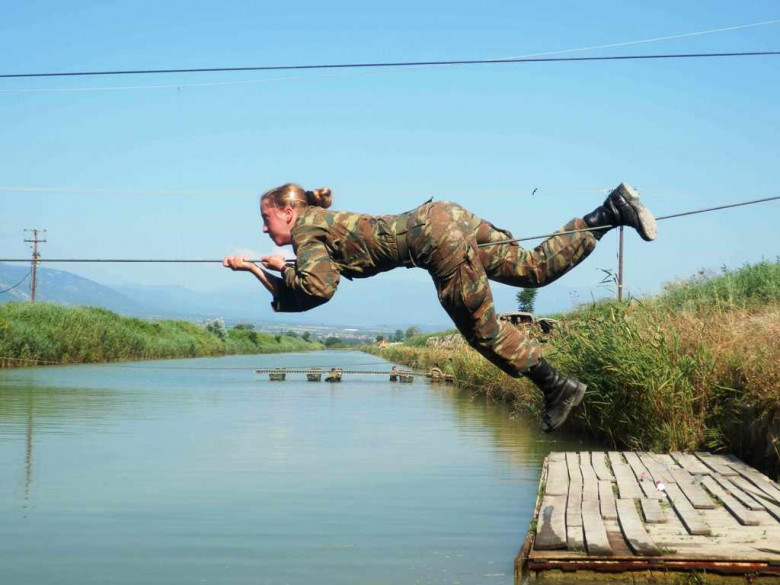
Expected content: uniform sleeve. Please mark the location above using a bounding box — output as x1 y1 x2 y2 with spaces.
271 226 341 313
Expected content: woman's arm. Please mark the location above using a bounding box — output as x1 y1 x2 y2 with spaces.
222 256 283 297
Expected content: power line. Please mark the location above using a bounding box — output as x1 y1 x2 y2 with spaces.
2 51 779 80
3 19 779 94
0 270 31 294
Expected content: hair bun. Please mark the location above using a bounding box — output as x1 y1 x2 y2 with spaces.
306 187 333 209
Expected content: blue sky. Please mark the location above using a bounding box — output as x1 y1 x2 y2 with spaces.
1 1 778 325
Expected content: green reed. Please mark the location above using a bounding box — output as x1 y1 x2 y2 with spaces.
0 303 319 367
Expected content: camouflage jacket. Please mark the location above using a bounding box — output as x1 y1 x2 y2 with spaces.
272 206 408 312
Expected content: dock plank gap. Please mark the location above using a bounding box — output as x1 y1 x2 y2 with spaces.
517 451 780 583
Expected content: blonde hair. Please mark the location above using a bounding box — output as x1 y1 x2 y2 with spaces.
261 183 333 210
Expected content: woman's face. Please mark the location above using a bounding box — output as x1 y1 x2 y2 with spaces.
260 199 294 246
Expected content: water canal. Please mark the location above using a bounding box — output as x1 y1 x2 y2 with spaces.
0 350 596 584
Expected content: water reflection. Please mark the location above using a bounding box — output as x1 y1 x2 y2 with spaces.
0 352 595 585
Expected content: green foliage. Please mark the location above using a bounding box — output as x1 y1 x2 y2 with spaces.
405 325 421 339
301 331 311 342
375 335 385 343
403 329 459 347
0 303 320 367
323 336 342 347
233 323 255 330
659 259 780 312
392 329 404 342
205 318 227 341
516 288 538 313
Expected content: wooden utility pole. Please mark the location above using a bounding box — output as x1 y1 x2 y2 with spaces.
23 229 46 303
617 226 624 302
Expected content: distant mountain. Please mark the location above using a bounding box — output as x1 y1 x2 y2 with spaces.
0 263 148 315
0 262 596 330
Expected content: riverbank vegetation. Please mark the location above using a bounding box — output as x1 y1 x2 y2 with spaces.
369 260 780 476
0 303 320 367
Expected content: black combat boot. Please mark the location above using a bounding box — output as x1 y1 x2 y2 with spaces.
526 358 587 433
583 182 657 241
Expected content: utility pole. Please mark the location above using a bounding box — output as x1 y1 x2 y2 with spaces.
617 226 624 302
23 229 46 303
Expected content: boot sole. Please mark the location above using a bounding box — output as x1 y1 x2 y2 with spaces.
541 383 587 433
618 183 657 242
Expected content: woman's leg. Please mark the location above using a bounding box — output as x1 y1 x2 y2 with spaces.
475 183 657 287
435 244 543 376
434 244 586 432
476 218 597 287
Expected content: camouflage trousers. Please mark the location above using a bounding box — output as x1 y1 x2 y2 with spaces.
405 201 597 377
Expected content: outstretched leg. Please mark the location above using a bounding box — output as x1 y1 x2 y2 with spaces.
434 245 586 432
476 182 657 286
476 218 597 287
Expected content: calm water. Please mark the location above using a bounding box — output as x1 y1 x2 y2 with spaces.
0 351 594 585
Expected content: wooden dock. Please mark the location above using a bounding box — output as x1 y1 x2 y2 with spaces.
517 451 780 583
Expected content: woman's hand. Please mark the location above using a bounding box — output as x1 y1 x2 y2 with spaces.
222 256 256 272
261 255 287 272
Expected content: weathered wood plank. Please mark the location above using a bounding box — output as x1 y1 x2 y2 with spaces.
670 451 712 475
598 480 618 521
623 452 652 481
616 499 662 556
650 453 677 469
723 454 780 502
623 452 664 500
695 452 739 477
566 452 583 485
580 453 600 502
567 525 585 551
546 458 569 497
640 499 666 524
612 462 644 500
638 452 674 483
671 451 711 475
669 467 716 509
713 474 767 511
549 451 566 462
607 451 625 468
640 477 665 500
535 494 567 550
727 475 777 509
664 483 712 535
701 476 760 526
591 451 613 481
567 487 583 528
582 499 613 555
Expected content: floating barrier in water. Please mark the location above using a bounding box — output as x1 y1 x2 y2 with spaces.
254 367 453 384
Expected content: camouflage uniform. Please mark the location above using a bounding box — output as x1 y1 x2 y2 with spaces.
273 201 597 377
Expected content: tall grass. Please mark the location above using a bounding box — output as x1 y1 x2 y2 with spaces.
0 302 319 367
371 261 780 476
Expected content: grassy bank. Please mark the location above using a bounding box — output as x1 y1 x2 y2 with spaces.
369 260 780 477
0 302 321 367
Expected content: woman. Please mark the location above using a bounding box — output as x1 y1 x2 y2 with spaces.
223 183 656 432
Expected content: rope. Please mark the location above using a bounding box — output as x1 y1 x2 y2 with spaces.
2 51 779 79
0 258 297 264
0 195 776 262
0 270 31 293
476 195 780 247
